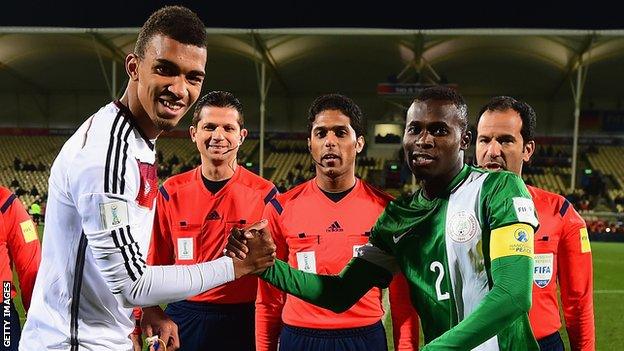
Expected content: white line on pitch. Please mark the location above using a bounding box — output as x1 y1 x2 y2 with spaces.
594 290 624 294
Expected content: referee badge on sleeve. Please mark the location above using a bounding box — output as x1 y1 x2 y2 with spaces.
20 220 38 243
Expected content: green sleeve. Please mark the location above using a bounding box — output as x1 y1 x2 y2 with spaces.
483 171 539 230
422 255 534 350
260 257 393 313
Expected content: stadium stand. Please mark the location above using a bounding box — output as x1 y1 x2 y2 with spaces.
585 146 624 199
2 135 622 237
0 135 259 211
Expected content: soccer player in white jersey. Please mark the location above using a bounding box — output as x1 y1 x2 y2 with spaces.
20 6 275 351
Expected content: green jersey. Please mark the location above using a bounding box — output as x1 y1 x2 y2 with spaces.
361 164 539 350
261 164 540 350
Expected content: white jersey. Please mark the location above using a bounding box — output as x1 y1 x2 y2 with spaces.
21 101 235 351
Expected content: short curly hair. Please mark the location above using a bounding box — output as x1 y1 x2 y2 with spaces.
135 6 206 59
308 94 365 137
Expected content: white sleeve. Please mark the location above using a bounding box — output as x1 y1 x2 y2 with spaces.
69 147 235 308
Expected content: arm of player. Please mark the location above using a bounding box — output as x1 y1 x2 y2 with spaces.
227 225 397 314
70 153 273 308
388 273 420 350
131 186 175 339
422 224 535 350
558 204 595 350
255 205 288 351
5 195 41 312
261 257 392 313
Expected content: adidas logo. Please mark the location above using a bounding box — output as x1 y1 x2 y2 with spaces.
207 210 221 220
326 221 343 232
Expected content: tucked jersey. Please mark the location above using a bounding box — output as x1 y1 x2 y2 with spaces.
360 165 540 350
256 178 419 351
21 101 235 351
148 165 276 304
0 186 41 311
527 186 595 349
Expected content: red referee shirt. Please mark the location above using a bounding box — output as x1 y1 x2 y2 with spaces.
0 186 41 311
256 178 419 351
147 166 276 304
527 185 595 350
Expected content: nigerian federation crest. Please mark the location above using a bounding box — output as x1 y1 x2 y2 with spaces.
448 211 479 243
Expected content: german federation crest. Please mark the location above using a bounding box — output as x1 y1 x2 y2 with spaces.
533 253 554 288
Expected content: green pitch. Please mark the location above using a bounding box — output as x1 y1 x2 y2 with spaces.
12 228 624 350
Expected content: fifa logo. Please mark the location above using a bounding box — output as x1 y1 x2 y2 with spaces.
111 205 120 226
303 256 312 271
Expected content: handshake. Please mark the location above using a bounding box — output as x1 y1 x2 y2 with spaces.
226 219 278 278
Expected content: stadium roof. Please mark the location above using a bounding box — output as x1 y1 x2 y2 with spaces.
1 27 623 102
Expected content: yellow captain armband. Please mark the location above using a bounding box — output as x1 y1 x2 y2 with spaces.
490 223 534 260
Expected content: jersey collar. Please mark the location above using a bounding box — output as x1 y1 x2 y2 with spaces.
415 164 471 204
113 100 155 150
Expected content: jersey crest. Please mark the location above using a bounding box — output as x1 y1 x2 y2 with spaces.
448 211 479 243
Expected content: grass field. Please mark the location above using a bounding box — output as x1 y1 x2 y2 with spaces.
12 231 624 350
382 242 624 350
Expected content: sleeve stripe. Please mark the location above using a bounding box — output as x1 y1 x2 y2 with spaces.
111 225 147 282
111 228 138 282
269 198 283 215
0 194 16 214
559 199 570 217
104 112 133 195
104 113 122 193
119 126 133 194
123 226 145 276
69 232 89 349
159 186 170 201
263 187 278 204
111 118 130 194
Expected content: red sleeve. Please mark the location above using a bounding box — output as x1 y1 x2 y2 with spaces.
132 307 142 334
388 273 419 350
255 202 288 351
147 186 175 265
5 196 41 312
558 202 595 350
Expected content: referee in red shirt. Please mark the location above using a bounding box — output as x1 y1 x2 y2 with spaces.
475 96 595 351
137 91 277 350
0 186 41 350
255 94 419 351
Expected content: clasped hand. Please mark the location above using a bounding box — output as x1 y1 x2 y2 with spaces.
226 219 277 278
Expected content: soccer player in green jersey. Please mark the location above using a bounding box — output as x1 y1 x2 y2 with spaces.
228 87 540 350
